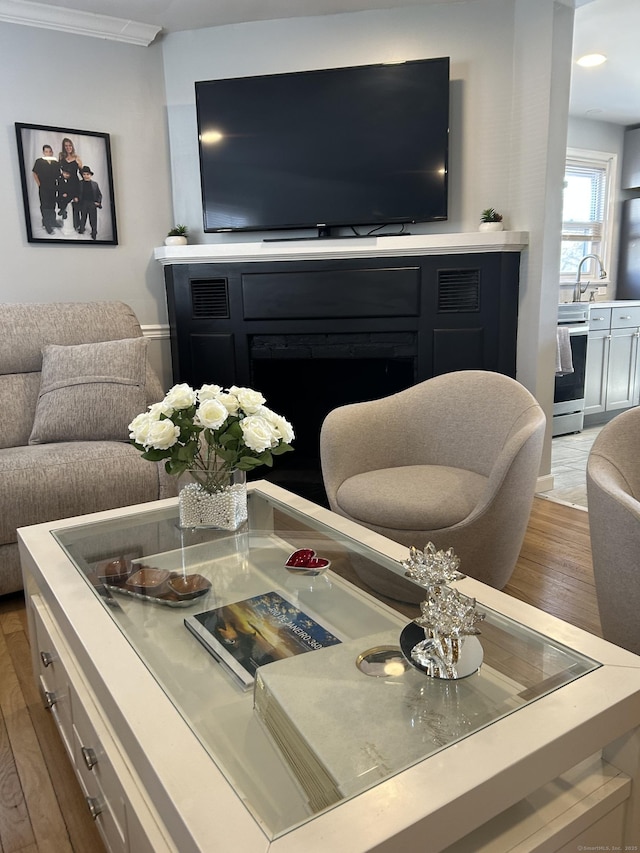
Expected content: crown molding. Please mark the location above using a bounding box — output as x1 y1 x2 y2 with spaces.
0 0 161 46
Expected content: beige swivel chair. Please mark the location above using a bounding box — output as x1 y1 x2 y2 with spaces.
586 406 640 655
320 370 545 598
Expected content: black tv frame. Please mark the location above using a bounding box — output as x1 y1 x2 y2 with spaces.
195 57 450 239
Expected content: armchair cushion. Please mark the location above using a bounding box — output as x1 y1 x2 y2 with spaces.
29 337 148 444
336 465 487 529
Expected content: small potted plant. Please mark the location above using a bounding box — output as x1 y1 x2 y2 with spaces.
165 224 188 246
479 208 504 232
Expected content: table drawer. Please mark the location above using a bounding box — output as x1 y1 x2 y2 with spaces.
71 684 127 849
31 597 74 759
611 305 640 328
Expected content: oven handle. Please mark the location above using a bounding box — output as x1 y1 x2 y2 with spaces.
558 324 589 336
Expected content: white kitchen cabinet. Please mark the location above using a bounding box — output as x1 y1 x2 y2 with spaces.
585 303 640 415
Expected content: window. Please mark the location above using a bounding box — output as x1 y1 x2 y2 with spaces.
560 148 616 282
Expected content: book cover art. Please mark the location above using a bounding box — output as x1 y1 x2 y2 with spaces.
185 591 342 689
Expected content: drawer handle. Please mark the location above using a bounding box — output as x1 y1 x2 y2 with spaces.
86 796 103 820
592 316 606 321
619 315 632 320
40 651 54 667
81 746 98 770
43 690 57 710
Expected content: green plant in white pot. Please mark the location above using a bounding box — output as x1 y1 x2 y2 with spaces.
165 224 188 246
479 209 504 232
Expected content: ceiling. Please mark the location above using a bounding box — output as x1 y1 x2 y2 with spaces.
571 0 640 126
2 0 639 126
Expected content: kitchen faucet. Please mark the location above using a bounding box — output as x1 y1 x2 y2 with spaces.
573 254 607 302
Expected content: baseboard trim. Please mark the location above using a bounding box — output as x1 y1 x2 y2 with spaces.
536 474 554 493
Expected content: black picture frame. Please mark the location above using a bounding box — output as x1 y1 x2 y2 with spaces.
15 122 118 245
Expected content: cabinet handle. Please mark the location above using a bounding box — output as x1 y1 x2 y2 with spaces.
593 316 606 321
43 690 57 709
85 796 103 820
619 315 632 320
40 650 54 667
81 746 98 770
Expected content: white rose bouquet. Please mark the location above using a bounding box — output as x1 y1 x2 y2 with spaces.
128 383 294 493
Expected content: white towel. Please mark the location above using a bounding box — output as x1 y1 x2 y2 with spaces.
555 326 574 376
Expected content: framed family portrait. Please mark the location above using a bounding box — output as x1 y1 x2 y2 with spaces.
15 122 118 245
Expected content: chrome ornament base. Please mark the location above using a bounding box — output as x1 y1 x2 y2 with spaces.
400 622 483 680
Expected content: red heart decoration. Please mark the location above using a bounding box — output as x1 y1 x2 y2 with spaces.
285 548 331 574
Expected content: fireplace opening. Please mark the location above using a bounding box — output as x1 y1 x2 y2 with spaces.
250 354 416 505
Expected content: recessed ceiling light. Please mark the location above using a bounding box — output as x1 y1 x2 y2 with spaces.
576 53 607 67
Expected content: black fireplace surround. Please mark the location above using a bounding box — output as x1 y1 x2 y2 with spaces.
163 251 520 499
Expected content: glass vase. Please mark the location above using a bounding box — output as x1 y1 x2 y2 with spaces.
178 468 247 530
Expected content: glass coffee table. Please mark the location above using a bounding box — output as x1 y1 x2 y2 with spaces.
18 482 640 852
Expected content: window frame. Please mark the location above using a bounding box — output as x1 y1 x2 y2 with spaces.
560 147 617 285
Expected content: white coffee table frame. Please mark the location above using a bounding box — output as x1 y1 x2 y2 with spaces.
18 481 640 852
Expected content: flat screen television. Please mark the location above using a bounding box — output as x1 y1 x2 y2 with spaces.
195 57 449 238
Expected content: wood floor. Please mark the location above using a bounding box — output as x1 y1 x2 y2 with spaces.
0 495 599 853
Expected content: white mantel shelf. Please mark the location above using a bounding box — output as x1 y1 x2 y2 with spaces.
154 231 529 265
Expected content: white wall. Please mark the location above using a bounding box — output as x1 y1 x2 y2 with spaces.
161 0 575 475
162 1 518 241
0 22 173 328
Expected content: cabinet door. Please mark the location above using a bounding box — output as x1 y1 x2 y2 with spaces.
606 328 638 410
584 330 610 415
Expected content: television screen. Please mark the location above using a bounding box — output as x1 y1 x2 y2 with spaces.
195 57 449 236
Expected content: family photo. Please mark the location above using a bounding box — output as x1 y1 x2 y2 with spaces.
15 122 117 245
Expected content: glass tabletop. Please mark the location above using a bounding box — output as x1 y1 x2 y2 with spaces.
52 487 600 838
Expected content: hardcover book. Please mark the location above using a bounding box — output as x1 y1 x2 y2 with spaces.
185 590 342 689
254 631 523 811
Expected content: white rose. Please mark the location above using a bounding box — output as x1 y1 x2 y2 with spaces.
146 419 181 450
197 384 222 402
240 415 278 453
217 392 240 414
148 401 172 418
128 412 154 445
164 383 196 410
259 407 295 444
228 385 266 414
196 398 229 430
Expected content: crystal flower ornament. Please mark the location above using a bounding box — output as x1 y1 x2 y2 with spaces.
402 542 464 588
415 585 485 638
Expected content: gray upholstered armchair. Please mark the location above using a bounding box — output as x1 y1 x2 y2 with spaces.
586 406 640 655
320 370 545 596
0 301 178 597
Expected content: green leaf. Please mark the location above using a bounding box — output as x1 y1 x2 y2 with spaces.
141 448 171 462
271 443 293 456
226 420 243 439
215 447 238 464
166 459 189 477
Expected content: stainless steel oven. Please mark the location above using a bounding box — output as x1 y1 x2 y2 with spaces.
553 304 589 436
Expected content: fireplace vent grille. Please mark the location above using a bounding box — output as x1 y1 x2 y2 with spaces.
190 279 229 318
437 269 481 312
